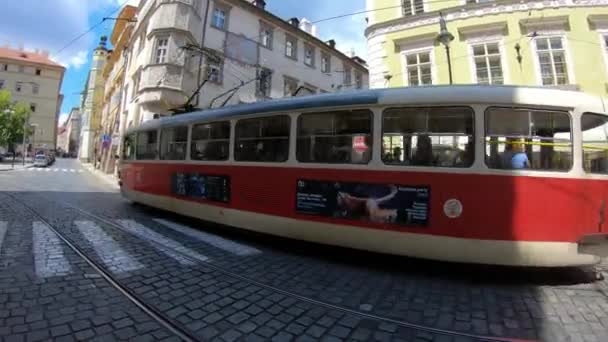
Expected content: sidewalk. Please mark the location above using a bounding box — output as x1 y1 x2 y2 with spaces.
80 161 120 189
0 160 34 172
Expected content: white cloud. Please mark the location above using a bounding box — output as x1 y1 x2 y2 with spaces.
51 50 89 70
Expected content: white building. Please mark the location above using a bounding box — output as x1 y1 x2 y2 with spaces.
122 0 369 129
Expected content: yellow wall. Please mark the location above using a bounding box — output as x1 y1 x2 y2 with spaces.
367 0 608 96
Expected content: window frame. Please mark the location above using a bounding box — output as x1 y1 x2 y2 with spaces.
401 47 434 86
32 83 39 94
402 0 426 16
468 39 507 85
581 112 608 175
283 75 299 96
15 82 22 93
0 79 4 89
35 68 41 76
343 64 352 85
206 54 224 84
159 125 189 161
30 103 36 112
320 52 331 73
285 34 298 60
483 106 573 172
153 36 169 64
530 35 575 87
234 115 291 163
381 106 476 168
259 21 273 50
211 2 231 30
190 121 231 162
135 130 159 160
304 43 315 67
297 109 374 165
600 31 608 77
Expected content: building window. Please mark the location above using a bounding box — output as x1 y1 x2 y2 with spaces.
257 68 272 97
383 107 475 167
403 0 424 16
535 37 569 86
30 103 36 112
18 65 24 73
284 76 298 96
0 80 4 89
32 83 39 94
582 113 608 174
206 55 223 84
304 44 315 67
471 42 503 84
405 51 432 86
285 35 297 59
191 121 230 161
343 64 352 85
260 22 273 49
297 109 372 164
136 130 158 160
15 82 22 92
485 107 572 171
35 69 41 76
160 126 188 160
2 64 7 71
355 71 363 89
154 37 169 64
138 30 146 54
212 4 230 30
235 116 290 162
321 53 330 73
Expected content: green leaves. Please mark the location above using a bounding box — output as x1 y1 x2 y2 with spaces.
0 90 31 148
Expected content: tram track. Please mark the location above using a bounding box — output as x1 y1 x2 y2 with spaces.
3 192 198 342
5 191 538 342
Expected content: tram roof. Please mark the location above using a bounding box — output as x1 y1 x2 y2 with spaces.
128 85 606 134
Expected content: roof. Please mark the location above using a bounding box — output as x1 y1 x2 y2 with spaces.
231 0 368 71
0 46 64 69
127 85 606 134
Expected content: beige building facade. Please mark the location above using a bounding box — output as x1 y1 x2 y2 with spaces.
0 46 65 152
121 0 369 129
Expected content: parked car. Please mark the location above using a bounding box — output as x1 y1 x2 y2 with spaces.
34 154 48 167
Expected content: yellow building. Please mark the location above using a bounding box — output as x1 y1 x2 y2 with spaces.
365 0 608 95
0 46 65 152
98 5 136 174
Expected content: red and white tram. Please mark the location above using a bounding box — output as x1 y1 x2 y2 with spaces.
118 85 608 267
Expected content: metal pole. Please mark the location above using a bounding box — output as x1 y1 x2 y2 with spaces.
446 45 453 85
22 118 26 166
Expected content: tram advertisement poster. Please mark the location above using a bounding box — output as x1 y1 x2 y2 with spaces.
295 179 429 226
171 173 230 203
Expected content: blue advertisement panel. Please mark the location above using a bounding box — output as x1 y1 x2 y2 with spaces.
171 173 230 203
296 179 429 226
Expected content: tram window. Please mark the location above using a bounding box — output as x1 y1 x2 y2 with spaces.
382 107 474 167
136 130 158 160
235 116 290 162
297 109 372 164
191 121 230 161
485 107 572 171
122 135 136 160
582 113 608 174
160 126 188 160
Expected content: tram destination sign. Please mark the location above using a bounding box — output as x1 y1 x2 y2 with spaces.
171 172 230 203
295 179 429 226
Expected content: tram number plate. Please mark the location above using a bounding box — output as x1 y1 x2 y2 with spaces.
171 173 230 203
296 179 429 226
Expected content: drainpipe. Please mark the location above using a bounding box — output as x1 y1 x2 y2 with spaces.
195 0 211 106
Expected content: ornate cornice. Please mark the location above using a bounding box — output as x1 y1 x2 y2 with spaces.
365 0 608 39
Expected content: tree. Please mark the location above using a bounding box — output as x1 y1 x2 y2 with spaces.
0 90 32 166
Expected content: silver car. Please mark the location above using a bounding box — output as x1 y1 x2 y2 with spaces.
34 154 48 167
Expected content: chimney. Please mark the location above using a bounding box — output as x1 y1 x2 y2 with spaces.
326 39 336 49
288 17 299 27
253 0 266 9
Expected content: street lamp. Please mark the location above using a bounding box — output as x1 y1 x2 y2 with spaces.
436 12 454 85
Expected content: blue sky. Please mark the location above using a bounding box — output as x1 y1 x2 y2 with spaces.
0 0 367 126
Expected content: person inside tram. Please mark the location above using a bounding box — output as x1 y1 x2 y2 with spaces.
502 138 529 169
413 134 434 166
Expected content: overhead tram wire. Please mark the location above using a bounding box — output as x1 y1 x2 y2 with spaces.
55 0 132 56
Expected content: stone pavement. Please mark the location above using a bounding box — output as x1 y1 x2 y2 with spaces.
0 160 33 172
0 159 607 341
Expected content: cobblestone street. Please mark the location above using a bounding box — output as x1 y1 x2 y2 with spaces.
1 159 608 341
